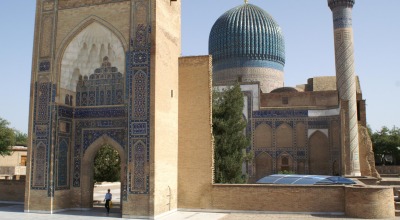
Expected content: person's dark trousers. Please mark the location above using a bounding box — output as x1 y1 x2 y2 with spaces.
105 199 110 213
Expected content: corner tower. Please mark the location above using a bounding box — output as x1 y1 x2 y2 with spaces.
328 0 360 176
209 3 285 93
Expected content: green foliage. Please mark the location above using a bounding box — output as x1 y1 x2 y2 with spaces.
212 84 250 183
14 130 28 147
278 170 295 174
94 145 121 182
0 118 15 156
371 126 400 165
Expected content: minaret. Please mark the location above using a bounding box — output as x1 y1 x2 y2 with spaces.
328 0 361 176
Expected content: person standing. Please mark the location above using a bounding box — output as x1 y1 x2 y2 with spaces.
104 189 112 214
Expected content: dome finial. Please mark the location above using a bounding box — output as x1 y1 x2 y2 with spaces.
245 0 248 4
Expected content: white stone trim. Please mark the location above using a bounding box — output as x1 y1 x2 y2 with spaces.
308 108 340 117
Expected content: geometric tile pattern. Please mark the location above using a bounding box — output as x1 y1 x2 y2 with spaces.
66 59 129 188
72 118 127 187
209 4 285 71
126 45 151 194
57 138 69 189
253 110 308 118
332 7 353 29
132 141 147 191
74 107 125 119
32 141 47 187
58 0 127 10
39 60 51 72
75 57 124 106
126 0 152 194
31 82 54 191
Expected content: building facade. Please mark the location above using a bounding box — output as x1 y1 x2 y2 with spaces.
24 0 386 219
208 2 373 181
26 0 180 217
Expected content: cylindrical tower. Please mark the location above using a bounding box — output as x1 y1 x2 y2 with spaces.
328 0 360 176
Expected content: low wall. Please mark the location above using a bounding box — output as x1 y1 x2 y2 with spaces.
209 184 394 218
345 186 394 219
212 184 345 213
0 166 26 176
0 179 25 202
376 165 400 174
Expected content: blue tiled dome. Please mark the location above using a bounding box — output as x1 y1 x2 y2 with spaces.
209 4 285 71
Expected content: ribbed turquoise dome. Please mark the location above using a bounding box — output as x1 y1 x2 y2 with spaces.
209 4 285 71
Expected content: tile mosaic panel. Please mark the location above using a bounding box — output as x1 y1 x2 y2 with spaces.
332 7 353 29
127 19 151 194
73 118 127 187
32 141 47 188
74 106 126 119
36 83 52 122
58 0 127 10
57 138 69 189
253 110 308 118
39 60 51 72
31 82 55 193
132 140 146 191
75 58 124 107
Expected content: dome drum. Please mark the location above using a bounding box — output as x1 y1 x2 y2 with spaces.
213 66 284 93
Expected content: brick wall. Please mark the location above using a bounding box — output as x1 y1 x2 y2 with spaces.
260 91 339 108
153 0 181 216
178 56 214 209
211 184 345 213
0 180 25 202
376 166 400 174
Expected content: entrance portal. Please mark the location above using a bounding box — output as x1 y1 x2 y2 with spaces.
81 135 126 210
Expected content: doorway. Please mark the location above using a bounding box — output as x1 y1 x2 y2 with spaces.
81 135 126 213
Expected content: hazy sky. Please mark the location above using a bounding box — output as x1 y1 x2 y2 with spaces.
0 0 399 133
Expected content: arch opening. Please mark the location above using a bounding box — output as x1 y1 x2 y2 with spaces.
59 22 126 105
81 135 126 212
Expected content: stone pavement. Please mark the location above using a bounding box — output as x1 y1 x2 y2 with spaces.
0 203 398 220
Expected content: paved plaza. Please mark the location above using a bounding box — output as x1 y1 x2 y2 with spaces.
0 203 398 220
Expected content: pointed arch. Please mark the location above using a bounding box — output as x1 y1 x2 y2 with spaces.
33 141 47 187
56 15 128 64
55 16 128 99
276 123 293 148
81 134 127 209
277 152 293 173
255 152 273 181
254 123 272 148
309 131 330 175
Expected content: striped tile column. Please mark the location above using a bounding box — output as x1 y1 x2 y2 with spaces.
328 0 361 176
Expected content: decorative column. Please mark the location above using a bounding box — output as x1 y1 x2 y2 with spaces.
328 0 361 176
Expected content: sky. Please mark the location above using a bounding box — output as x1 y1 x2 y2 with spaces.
0 0 399 134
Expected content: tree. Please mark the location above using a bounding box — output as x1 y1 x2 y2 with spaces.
0 118 15 156
14 130 28 146
94 145 121 182
371 126 400 165
212 84 250 183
